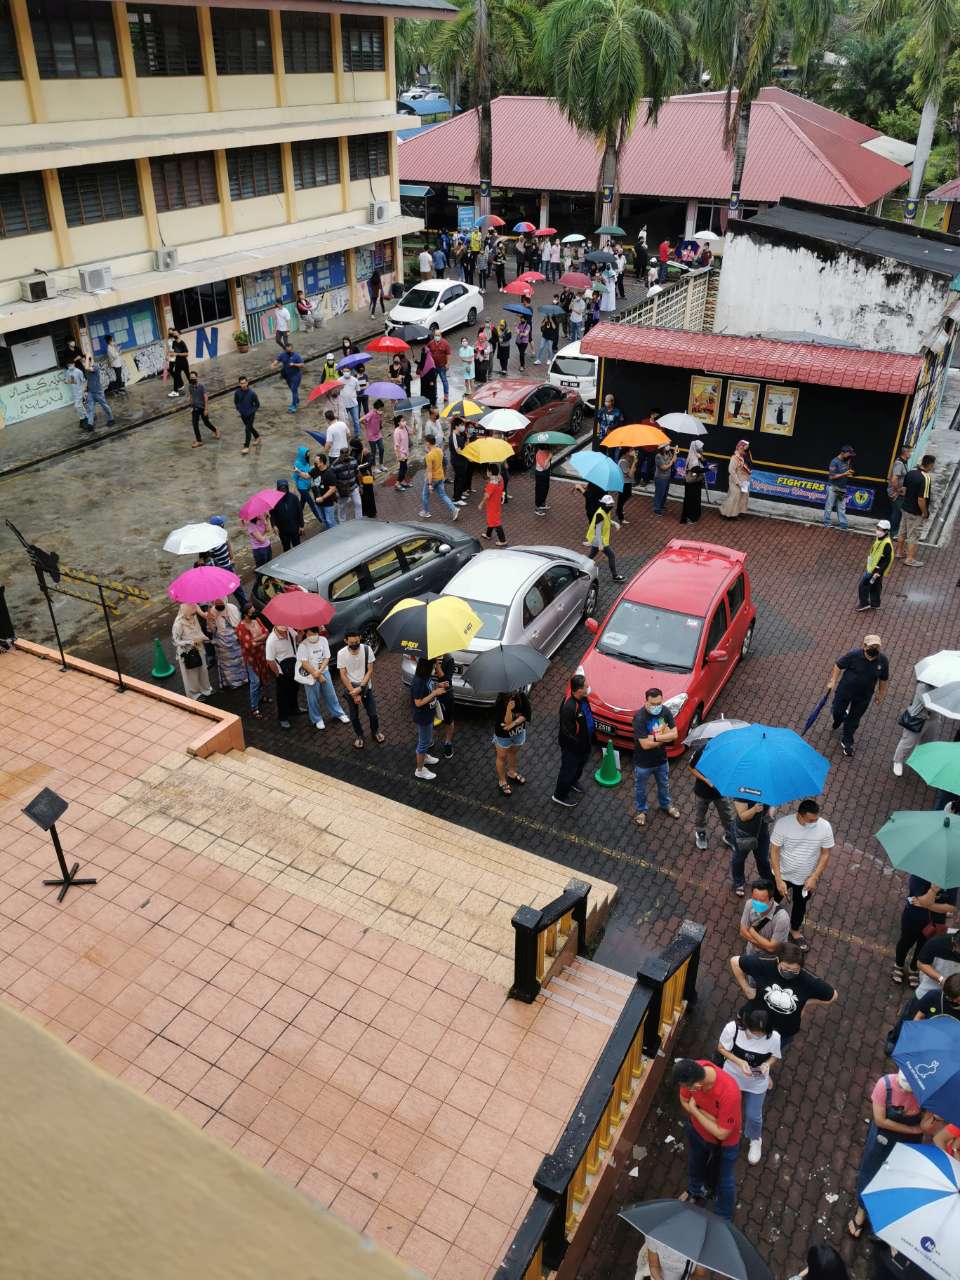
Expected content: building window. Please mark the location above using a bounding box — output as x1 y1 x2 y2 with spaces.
226 145 283 200
151 153 218 212
342 16 384 72
0 1 21 79
211 7 272 75
59 161 142 226
169 280 233 330
127 4 202 77
348 133 389 181
29 0 119 78
281 10 331 74
292 138 339 191
0 173 51 238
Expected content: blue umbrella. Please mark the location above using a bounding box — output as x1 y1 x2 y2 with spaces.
567 449 624 493
539 304 565 316
336 353 367 370
365 382 406 399
802 692 829 734
503 304 533 317
304 429 327 446
861 1143 960 1280
894 1018 960 1123
697 724 829 805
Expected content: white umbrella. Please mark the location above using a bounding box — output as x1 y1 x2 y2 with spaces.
657 411 709 436
646 284 664 296
694 229 722 243
923 682 960 720
480 408 529 434
916 651 960 689
561 233 586 244
685 717 751 747
163 523 227 555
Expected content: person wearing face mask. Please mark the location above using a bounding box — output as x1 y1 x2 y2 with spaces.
769 798 835 949
204 599 246 689
172 604 212 700
847 1068 927 1239
265 623 299 729
295 626 351 730
206 516 247 612
552 673 594 807
716 1007 781 1166
632 687 680 828
730 941 837 1051
337 629 385 748
738 880 791 957
826 633 889 758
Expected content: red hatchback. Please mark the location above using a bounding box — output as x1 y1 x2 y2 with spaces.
578 540 757 754
473 379 585 468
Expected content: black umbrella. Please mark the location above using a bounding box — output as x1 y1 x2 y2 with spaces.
619 1200 773 1280
463 644 549 693
389 323 432 343
585 250 617 265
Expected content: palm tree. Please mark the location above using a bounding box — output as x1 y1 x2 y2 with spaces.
826 25 912 129
395 19 432 94
537 0 683 220
694 0 835 209
861 0 958 220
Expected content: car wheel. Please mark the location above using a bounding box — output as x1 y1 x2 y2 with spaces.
581 582 598 621
466 307 477 326
569 405 584 432
520 441 536 470
361 624 381 657
740 621 755 659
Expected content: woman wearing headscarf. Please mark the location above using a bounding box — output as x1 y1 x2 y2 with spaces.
204 599 247 689
680 439 705 525
719 440 752 519
416 342 437 408
172 604 212 700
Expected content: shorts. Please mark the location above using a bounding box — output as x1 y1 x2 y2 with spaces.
493 729 526 750
900 510 926 542
437 694 455 724
416 721 434 754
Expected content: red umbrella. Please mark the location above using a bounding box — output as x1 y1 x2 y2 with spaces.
533 228 557 237
519 271 545 282
306 379 342 403
560 271 591 289
262 592 335 630
367 335 410 354
238 489 283 521
503 280 532 296
168 566 239 604
477 214 505 228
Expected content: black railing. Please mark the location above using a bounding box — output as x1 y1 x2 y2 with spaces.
509 878 590 1003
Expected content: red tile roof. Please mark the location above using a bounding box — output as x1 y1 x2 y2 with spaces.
580 325 923 395
398 88 909 209
928 177 960 202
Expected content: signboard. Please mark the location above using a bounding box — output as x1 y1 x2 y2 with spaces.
748 467 875 511
0 368 72 427
601 185 614 205
86 301 160 353
11 335 57 378
479 179 491 197
457 205 475 232
243 268 280 312
302 252 347 297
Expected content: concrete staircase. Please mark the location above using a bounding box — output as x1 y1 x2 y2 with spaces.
540 955 635 1027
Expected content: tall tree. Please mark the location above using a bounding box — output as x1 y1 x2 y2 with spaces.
536 0 683 219
694 0 835 209
825 25 913 128
861 0 958 218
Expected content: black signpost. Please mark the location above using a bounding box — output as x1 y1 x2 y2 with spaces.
22 788 97 903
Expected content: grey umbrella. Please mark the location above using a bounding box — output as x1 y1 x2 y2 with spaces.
684 717 751 747
463 644 549 694
619 1200 773 1280
923 681 960 720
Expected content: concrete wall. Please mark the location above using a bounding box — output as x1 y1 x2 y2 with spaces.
714 233 950 353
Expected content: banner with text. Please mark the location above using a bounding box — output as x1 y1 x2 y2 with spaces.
748 468 875 511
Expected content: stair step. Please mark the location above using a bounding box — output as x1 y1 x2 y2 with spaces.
550 975 629 1013
569 956 636 992
540 987 620 1027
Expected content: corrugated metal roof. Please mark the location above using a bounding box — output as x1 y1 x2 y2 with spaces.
928 177 960 202
580 325 923 395
398 89 909 208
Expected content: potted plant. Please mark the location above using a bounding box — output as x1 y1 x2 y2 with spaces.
233 329 250 353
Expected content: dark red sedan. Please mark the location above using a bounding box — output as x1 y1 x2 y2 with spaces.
473 379 585 468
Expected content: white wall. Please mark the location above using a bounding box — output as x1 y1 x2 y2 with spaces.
714 234 950 354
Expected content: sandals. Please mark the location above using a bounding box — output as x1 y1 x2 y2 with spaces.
847 1219 864 1240
498 782 512 796
891 965 903 984
507 773 526 786
374 732 386 744
353 738 365 750
634 813 647 827
908 971 919 987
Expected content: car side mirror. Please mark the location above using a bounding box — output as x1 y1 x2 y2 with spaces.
437 543 452 553
707 647 729 663
585 617 599 633
436 302 445 309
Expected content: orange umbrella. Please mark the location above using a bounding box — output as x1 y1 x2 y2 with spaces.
602 423 670 449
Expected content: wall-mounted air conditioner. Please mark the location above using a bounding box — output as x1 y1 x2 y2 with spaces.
155 247 179 271
20 275 58 303
79 264 112 292
369 200 390 225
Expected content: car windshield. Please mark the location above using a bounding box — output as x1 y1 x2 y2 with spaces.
551 355 595 378
458 598 508 640
597 600 703 671
399 288 438 310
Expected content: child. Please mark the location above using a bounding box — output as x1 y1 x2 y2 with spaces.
480 464 506 545
393 414 411 490
359 448 377 518
363 398 385 470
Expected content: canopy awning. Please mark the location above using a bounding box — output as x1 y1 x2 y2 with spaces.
400 184 435 198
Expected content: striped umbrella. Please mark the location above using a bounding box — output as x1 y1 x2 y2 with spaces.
378 595 482 659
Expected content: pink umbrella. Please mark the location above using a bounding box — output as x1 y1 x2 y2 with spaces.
533 228 557 237
168 566 239 604
519 271 545 282
238 489 283 521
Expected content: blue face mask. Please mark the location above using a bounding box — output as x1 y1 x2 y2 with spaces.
750 899 770 914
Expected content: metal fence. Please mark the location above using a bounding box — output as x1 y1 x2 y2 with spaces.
613 267 713 332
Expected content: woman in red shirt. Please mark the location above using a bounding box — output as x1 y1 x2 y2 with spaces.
479 465 507 545
236 604 272 719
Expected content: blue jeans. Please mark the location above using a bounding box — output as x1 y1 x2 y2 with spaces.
741 1087 766 1141
437 367 449 398
319 504 338 529
86 386 114 426
535 337 554 364
416 721 434 754
252 545 272 568
686 1125 738 1220
634 762 670 813
422 477 456 516
286 374 301 409
345 405 360 437
246 663 262 711
653 476 670 513
823 486 848 528
569 321 583 342
305 675 346 725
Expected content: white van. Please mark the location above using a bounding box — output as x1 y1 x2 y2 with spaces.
547 341 598 410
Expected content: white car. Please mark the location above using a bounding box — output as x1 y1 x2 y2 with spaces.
547 341 598 410
387 280 484 336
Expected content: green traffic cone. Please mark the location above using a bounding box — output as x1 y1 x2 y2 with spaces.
151 637 175 679
594 739 622 787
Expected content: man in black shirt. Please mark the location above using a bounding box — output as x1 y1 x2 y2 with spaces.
553 675 594 807
827 633 889 757
896 453 935 568
331 448 361 521
269 480 304 551
730 943 837 1048
309 453 338 530
633 688 679 827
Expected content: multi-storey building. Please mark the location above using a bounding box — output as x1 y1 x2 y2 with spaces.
0 0 450 428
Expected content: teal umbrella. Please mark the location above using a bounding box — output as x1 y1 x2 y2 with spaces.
596 225 625 236
909 742 960 792
525 430 576 446
874 809 960 888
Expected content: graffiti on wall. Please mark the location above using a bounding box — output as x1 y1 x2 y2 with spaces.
0 367 72 427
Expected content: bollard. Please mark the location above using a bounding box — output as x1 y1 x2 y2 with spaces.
150 638 175 679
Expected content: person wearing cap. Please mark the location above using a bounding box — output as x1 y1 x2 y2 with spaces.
321 352 339 383
583 495 625 582
857 520 894 611
823 446 856 529
847 1067 926 1238
826 635 889 758
206 516 247 611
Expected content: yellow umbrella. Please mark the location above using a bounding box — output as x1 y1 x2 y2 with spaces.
440 398 486 420
378 595 482 658
602 423 670 448
462 437 514 464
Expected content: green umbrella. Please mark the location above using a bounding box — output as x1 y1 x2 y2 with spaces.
595 224 626 236
525 430 576 446
875 809 960 888
908 742 960 792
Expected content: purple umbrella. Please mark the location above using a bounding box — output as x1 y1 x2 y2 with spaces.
336 353 368 370
365 382 406 400
168 566 239 604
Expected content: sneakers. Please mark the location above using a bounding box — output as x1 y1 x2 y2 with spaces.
855 604 872 612
167 390 181 398
279 720 291 730
451 508 460 521
551 794 578 807
443 743 454 759
904 559 924 567
694 829 708 850
841 742 854 757
748 1139 763 1166
455 499 468 507
418 510 431 518
424 754 440 765
313 719 325 730
570 783 583 795
338 713 351 724
893 761 903 776
613 574 625 582
415 767 436 780
534 508 547 516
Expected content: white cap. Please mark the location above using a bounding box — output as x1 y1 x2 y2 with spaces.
876 519 891 531
600 494 615 506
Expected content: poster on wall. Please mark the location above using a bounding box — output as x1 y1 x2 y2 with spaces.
760 384 799 436
86 301 160 353
302 252 347 298
722 379 759 431
687 374 721 424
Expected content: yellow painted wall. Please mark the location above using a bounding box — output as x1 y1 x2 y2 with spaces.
285 72 337 107
137 76 208 117
157 205 223 246
0 231 59 283
0 80 32 125
340 70 388 105
43 79 128 123
295 184 343 221
217 75 275 112
71 216 150 263
350 175 392 208
231 194 287 234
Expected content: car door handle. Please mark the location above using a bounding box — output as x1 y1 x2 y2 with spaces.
413 574 424 582
371 595 384 603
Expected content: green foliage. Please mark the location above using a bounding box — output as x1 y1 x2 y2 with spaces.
825 25 913 126
878 101 923 139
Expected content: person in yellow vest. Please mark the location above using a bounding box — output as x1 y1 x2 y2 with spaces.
857 519 894 611
584 494 625 582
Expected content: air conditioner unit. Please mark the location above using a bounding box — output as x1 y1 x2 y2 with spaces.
155 247 179 271
20 274 58 303
368 200 390 225
79 263 112 292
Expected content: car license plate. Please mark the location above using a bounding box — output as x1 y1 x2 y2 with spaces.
594 720 614 736
560 379 578 387
455 664 466 676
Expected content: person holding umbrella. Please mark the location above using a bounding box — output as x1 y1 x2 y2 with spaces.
237 603 271 719
672 1057 742 1219
535 310 559 365
827 633 889 758
847 1068 927 1239
264 622 299 729
534 442 554 516
493 688 531 796
892 879 956 986
269 480 304 551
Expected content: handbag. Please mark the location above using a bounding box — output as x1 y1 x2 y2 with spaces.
897 708 926 733
182 647 202 670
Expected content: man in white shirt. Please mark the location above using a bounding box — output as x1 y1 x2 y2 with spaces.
323 409 349 460
337 630 385 747
104 334 124 394
418 248 432 279
272 302 291 351
549 239 562 281
264 624 298 728
569 294 586 341
769 798 835 950
339 370 360 438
